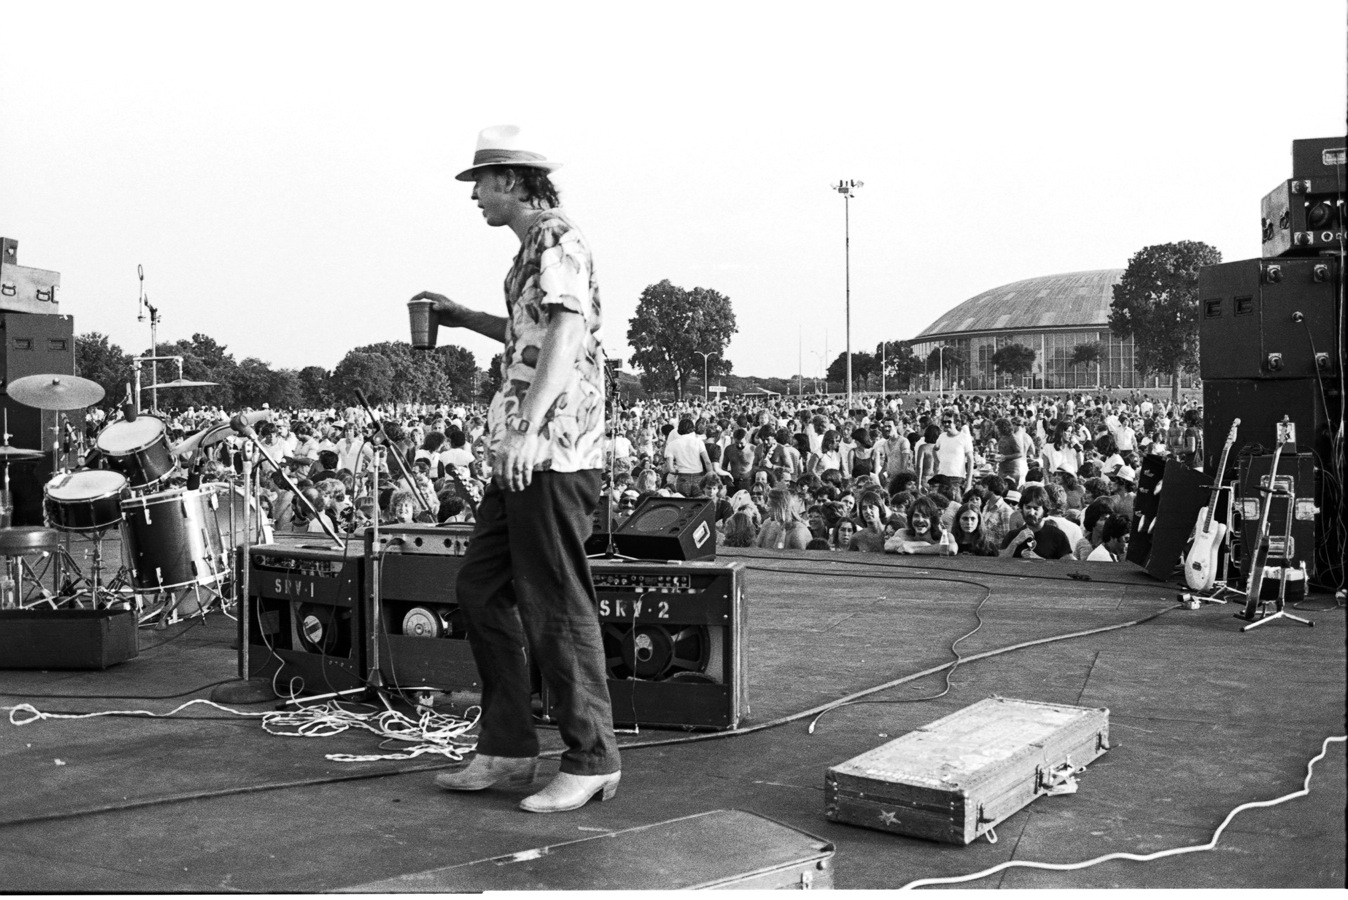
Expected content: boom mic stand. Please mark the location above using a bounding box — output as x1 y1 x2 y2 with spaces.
353 389 435 517
234 419 344 549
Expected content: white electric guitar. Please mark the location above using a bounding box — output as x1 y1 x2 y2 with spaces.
1183 418 1239 591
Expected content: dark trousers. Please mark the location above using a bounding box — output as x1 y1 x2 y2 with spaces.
455 469 619 776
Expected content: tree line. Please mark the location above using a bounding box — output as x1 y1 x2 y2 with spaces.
76 239 1216 410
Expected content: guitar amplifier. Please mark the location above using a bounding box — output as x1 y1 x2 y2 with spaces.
542 558 748 730
363 523 480 694
240 543 366 696
1236 453 1317 576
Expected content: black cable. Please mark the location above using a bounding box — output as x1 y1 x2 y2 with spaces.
0 679 234 702
732 552 1165 590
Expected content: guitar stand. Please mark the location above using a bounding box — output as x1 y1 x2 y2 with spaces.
1241 560 1313 632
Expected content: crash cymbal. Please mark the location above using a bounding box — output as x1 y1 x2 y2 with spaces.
172 422 233 457
0 445 44 460
6 374 106 411
153 378 218 389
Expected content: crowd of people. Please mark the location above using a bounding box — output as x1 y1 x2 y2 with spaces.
110 386 1202 563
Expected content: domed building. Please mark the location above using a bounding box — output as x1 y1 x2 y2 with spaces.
909 269 1194 391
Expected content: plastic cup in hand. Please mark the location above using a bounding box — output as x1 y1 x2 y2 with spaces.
408 299 438 350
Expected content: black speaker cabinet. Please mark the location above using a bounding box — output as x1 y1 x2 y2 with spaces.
0 312 76 525
543 559 748 731
585 500 614 555
240 543 366 696
1260 179 1345 258
1202 379 1336 481
1198 257 1340 380
1235 452 1318 577
364 524 480 694
611 496 716 561
1126 456 1212 582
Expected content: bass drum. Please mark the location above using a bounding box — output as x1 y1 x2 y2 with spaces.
96 416 174 490
196 482 274 570
120 488 223 592
43 470 128 532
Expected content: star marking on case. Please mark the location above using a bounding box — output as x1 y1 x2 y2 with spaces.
879 810 899 826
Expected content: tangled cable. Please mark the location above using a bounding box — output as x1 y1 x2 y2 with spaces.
261 701 480 762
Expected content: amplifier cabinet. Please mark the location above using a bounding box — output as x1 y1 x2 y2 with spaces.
240 543 366 696
364 524 480 694
1291 136 1346 186
1261 179 1345 258
0 237 60 314
1198 256 1340 380
825 697 1109 845
543 558 748 731
1235 452 1318 577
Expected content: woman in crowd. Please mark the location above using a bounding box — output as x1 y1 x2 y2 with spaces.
848 490 889 552
952 503 999 556
809 430 843 478
754 488 813 550
721 511 759 548
831 516 858 551
846 427 878 485
994 417 1023 488
1040 421 1081 476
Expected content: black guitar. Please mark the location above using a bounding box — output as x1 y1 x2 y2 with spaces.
1239 433 1289 621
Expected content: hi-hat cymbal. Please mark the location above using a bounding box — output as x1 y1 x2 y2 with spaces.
0 445 44 460
153 378 218 389
6 374 106 411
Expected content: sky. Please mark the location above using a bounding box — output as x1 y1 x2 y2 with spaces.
2 1 1344 389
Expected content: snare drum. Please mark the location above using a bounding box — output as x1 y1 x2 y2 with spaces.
96 416 174 490
120 488 223 591
43 470 128 532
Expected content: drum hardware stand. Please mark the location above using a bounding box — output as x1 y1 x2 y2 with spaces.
210 441 278 705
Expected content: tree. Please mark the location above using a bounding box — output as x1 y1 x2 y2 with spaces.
627 279 737 400
826 351 875 391
331 349 396 405
297 366 333 408
991 343 1037 387
1109 240 1221 404
480 354 502 403
75 333 133 410
925 343 968 390
1068 341 1105 390
879 340 923 391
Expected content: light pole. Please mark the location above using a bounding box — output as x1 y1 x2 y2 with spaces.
810 350 827 396
831 179 862 412
938 344 944 403
694 351 714 404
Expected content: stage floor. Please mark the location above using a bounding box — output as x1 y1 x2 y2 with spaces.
0 545 1343 891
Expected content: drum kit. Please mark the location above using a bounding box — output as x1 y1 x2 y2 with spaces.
1 372 270 624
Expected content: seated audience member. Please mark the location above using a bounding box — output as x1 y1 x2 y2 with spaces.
1043 482 1086 548
1000 484 1074 559
952 503 999 556
848 490 889 552
721 511 760 548
754 488 813 550
805 537 833 551
1075 495 1118 558
831 517 858 550
884 495 949 555
1086 513 1131 561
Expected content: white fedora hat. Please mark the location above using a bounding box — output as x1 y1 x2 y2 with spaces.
454 124 561 182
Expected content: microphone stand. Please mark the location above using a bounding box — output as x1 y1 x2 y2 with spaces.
210 438 273 704
237 430 344 549
353 390 434 517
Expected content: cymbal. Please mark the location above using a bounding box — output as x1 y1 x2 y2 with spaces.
0 445 44 460
6 374 106 411
172 422 233 457
153 378 218 389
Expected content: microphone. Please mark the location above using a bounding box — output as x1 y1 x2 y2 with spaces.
355 389 381 426
229 409 272 438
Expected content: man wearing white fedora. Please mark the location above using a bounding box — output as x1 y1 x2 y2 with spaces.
411 125 620 814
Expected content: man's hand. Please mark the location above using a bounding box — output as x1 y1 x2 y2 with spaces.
411 291 473 329
493 427 545 493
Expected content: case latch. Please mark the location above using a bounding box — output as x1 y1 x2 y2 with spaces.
1036 759 1084 796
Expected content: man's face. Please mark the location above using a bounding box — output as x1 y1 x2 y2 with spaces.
1020 502 1045 530
471 170 514 227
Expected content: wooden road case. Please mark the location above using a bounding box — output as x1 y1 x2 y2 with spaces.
825 697 1110 844
341 809 836 891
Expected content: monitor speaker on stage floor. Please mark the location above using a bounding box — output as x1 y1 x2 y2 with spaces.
1126 456 1212 582
610 495 716 561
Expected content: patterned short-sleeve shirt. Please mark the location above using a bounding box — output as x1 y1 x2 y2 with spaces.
487 208 606 473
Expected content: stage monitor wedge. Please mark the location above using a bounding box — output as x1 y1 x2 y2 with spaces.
611 496 716 561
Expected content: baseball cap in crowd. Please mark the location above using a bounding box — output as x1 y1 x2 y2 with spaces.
1005 489 1022 504
455 125 561 182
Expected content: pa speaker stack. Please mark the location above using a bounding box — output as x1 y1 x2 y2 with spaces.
1198 136 1345 586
